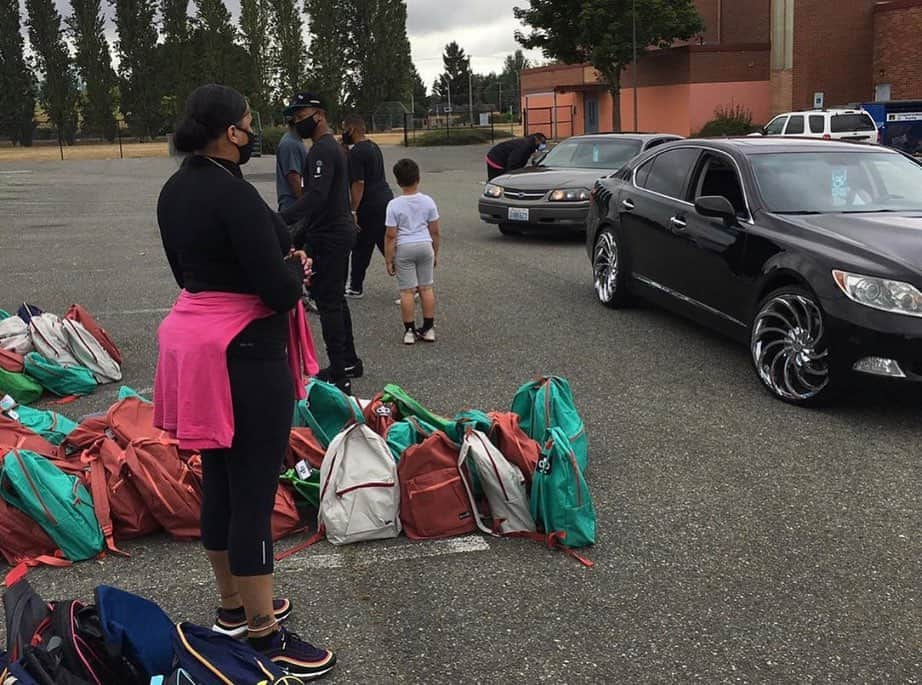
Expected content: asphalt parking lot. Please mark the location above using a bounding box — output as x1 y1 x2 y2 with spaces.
0 145 919 683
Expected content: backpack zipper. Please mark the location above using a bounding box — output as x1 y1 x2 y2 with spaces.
410 474 461 496
564 448 583 507
175 625 234 685
13 450 58 525
337 481 395 497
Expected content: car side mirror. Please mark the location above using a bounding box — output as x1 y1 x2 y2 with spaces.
695 195 738 224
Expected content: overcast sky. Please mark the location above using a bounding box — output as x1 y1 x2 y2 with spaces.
40 0 545 92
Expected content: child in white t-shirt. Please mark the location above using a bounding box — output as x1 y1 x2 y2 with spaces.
385 158 440 344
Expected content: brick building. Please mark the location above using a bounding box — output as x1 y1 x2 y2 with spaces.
521 0 922 137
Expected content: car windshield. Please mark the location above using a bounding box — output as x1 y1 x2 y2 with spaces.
539 139 642 169
751 151 922 213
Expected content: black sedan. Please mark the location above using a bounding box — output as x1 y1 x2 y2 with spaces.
479 133 681 236
586 137 922 405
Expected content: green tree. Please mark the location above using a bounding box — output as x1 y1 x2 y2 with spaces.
239 0 275 123
432 41 470 108
409 63 428 116
500 49 530 116
26 0 79 143
305 0 346 121
160 0 194 119
343 0 412 119
514 0 703 131
193 0 242 86
68 0 117 141
273 0 305 97
112 0 163 138
0 0 36 145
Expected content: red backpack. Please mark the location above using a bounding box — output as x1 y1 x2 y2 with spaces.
120 439 203 539
286 428 326 470
271 483 304 541
79 436 160 541
62 414 109 452
488 412 541 491
106 397 171 447
64 304 122 365
362 394 398 437
398 431 476 540
0 497 58 567
0 417 62 462
0 348 24 373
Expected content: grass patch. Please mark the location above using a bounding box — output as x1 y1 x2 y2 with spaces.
410 128 513 147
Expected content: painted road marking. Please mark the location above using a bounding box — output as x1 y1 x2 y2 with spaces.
278 536 491 571
99 307 171 316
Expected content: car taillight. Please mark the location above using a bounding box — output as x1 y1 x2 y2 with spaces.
822 134 832 140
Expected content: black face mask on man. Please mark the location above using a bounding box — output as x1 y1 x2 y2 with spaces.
296 114 319 140
235 127 256 165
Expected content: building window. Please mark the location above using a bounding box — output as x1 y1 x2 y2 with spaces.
875 84 892 102
771 0 794 70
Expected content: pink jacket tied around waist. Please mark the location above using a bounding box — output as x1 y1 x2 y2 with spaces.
154 290 318 450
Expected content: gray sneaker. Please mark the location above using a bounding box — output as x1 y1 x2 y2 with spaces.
345 288 364 299
403 329 417 345
418 327 436 343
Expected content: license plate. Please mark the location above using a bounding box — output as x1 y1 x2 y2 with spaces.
508 207 529 222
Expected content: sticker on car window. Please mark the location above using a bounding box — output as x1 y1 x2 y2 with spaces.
592 145 600 163
831 168 849 205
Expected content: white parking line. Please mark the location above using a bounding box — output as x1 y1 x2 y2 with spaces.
99 307 171 316
277 535 491 571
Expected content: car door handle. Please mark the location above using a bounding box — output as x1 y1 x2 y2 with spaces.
622 199 635 210
670 216 687 231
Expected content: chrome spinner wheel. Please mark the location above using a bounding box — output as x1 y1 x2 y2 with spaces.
593 230 620 305
751 292 830 403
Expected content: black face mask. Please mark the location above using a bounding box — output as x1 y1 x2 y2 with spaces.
236 128 256 165
296 114 319 140
342 129 354 146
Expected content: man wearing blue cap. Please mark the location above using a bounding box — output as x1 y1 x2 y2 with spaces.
280 92 362 394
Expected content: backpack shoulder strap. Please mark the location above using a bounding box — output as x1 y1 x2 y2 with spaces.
79 446 127 557
457 432 497 538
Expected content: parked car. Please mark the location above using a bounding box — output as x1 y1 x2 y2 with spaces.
753 108 879 142
586 137 922 405
479 133 681 236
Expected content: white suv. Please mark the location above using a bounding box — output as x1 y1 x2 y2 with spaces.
757 109 879 142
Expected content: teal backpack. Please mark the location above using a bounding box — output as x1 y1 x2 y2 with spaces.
0 449 104 561
0 309 9 319
7 405 78 446
381 384 455 435
0 368 43 405
117 385 150 402
385 416 439 461
23 352 97 397
448 409 493 444
529 428 596 549
293 379 364 448
512 376 588 472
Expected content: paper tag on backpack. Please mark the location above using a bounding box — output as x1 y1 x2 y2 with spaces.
0 394 17 413
295 460 312 480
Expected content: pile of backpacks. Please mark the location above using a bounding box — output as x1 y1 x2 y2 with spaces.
0 304 123 403
0 578 314 683
280 375 596 565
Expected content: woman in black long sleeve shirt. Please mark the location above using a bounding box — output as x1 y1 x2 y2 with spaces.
155 84 335 680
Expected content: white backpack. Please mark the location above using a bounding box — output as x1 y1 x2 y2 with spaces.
61 318 122 383
459 429 536 535
0 316 32 355
28 313 80 368
319 424 401 545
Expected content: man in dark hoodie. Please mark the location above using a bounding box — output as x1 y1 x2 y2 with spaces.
485 132 548 180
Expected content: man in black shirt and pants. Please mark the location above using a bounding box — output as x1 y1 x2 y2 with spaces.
281 93 361 393
343 114 393 298
485 132 548 180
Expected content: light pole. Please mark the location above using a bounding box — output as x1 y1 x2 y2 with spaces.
468 62 475 127
633 0 639 132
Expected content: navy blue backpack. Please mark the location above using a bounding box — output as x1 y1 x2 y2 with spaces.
173 622 300 684
95 584 175 680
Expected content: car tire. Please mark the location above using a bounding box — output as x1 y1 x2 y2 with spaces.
499 224 522 236
592 226 631 308
750 285 837 406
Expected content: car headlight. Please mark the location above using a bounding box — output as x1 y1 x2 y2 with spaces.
549 188 590 202
832 270 922 318
483 183 503 198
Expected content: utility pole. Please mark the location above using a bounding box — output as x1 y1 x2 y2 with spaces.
633 0 639 132
468 63 474 127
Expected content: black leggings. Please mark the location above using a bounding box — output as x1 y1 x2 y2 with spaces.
200 333 293 576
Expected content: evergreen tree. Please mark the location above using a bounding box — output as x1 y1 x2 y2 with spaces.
273 0 305 97
409 63 428 116
433 41 470 108
304 0 345 121
344 0 412 117
239 0 275 122
0 0 36 145
193 0 241 86
26 0 79 143
112 0 163 138
160 0 194 119
68 0 117 141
